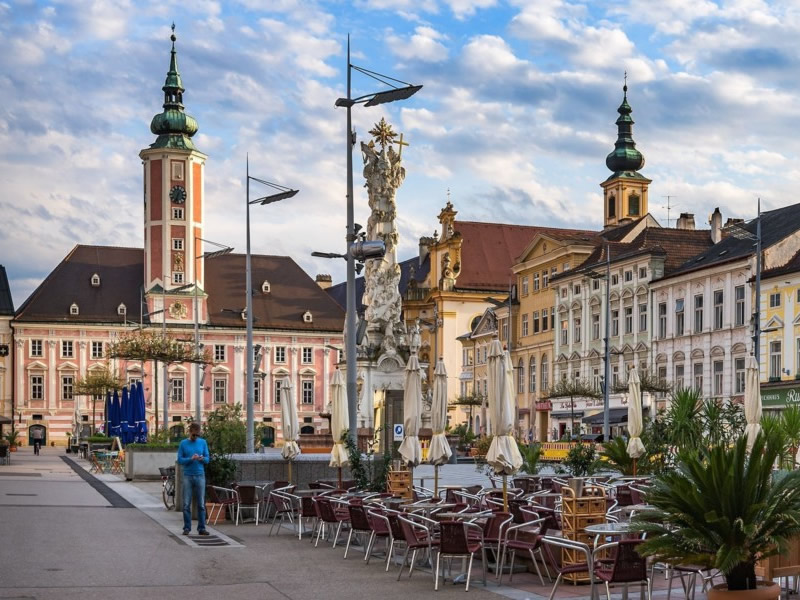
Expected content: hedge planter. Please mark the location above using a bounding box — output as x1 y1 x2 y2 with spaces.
708 582 779 600
124 449 179 481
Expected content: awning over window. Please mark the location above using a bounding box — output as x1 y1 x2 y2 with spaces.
581 407 628 425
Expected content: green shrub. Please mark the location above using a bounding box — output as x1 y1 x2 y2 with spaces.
558 442 597 477
203 403 246 455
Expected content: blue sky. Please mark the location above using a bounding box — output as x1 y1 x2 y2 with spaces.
2 0 800 305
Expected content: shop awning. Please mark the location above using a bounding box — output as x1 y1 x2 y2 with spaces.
582 407 628 425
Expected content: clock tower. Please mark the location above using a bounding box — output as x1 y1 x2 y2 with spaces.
140 27 207 325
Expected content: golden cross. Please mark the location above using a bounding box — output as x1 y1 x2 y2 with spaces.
393 133 409 158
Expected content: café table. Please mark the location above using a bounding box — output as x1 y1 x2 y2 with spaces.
404 501 455 518
584 521 639 548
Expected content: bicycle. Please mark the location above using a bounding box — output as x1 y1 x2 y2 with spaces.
160 466 176 510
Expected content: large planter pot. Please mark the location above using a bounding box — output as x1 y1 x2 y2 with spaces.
708 581 780 600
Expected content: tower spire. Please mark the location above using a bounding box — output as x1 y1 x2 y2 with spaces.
605 74 644 176
149 24 198 150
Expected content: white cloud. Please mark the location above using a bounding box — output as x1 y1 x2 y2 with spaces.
386 25 448 62
443 0 497 20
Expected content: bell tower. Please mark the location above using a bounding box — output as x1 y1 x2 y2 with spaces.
140 26 207 324
601 77 650 228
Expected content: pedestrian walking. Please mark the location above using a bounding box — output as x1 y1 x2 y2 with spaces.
176 422 210 536
32 428 43 455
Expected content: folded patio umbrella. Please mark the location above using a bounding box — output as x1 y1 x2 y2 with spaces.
329 369 349 468
428 358 452 495
111 390 121 439
626 369 646 465
120 386 131 445
398 352 423 467
280 377 301 460
744 355 762 452
135 381 148 443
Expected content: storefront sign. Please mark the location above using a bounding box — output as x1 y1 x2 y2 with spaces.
761 385 800 408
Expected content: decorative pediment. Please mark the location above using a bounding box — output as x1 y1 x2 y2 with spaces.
556 353 569 363
589 296 601 307
655 353 667 363
710 345 725 357
124 363 142 373
691 348 704 359
621 288 633 299
793 313 800 326
587 349 601 359
57 361 79 371
570 300 582 311
634 342 648 353
272 367 290 376
635 285 648 297
609 291 620 302
168 364 188 373
620 343 634 354
765 315 784 330
211 365 230 374
26 360 47 371
731 342 747 354
299 367 317 376
569 351 582 362
472 309 497 336
673 351 685 362
558 303 569 314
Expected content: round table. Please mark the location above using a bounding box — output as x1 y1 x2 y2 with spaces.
585 521 640 548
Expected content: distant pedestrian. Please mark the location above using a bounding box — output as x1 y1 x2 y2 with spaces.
32 428 43 455
176 422 210 536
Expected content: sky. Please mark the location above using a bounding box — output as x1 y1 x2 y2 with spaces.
2 0 800 306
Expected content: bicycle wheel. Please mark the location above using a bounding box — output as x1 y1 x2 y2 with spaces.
163 479 176 510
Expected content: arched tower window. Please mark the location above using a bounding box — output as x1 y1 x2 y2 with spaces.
608 194 616 218
629 193 640 216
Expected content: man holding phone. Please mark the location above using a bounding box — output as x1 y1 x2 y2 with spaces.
176 422 210 535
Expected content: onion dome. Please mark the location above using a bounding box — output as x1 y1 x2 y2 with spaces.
149 25 199 150
605 79 645 177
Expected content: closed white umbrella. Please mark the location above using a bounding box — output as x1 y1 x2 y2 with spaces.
428 358 452 496
398 352 422 467
626 369 646 474
744 355 762 451
73 396 82 445
329 369 349 469
486 339 523 510
280 378 301 482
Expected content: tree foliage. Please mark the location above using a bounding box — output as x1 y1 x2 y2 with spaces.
203 403 246 455
108 330 210 365
545 378 601 400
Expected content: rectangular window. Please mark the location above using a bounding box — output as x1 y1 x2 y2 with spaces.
542 310 548 331
574 285 581 295
31 339 43 357
172 207 184 220
214 344 226 362
521 276 529 296
592 368 600 391
694 362 704 391
274 379 283 404
593 279 600 291
254 377 261 404
61 375 74 401
624 270 633 282
533 312 540 334
171 377 185 403
611 274 619 286
30 375 44 401
638 303 647 332
675 299 685 336
62 340 73 358
797 339 800 378
173 272 184 284
612 365 620 388
560 287 567 299
172 238 184 251
214 379 227 403
735 285 746 326
770 292 781 308
501 319 508 341
275 346 286 363
302 347 313 364
542 270 549 288
713 361 723 396
302 380 314 404
735 357 746 394
91 341 103 359
533 273 540 291
675 364 685 390
713 290 724 330
694 294 704 333
541 362 549 392
560 320 568 345
522 314 529 337
658 303 667 338
573 317 581 343
624 306 633 334
639 267 647 279
612 309 619 337
592 313 600 340
770 341 782 379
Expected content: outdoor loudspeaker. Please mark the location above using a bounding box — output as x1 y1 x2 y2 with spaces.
349 240 386 262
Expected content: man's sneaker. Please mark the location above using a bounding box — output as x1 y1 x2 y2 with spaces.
198 530 210 536
182 529 190 536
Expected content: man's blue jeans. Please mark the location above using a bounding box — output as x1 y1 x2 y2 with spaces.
182 473 207 533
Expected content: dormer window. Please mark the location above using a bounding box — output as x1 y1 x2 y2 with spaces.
70 303 79 315
91 273 101 287
117 303 127 316
261 280 271 293
303 310 313 323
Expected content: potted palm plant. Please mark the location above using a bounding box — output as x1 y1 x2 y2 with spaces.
634 433 800 599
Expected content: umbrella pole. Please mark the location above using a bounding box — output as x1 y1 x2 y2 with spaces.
338 466 342 490
633 458 637 477
434 464 439 498
502 475 508 512
288 460 292 485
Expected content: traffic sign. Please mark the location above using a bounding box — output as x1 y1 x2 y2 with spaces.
393 423 404 441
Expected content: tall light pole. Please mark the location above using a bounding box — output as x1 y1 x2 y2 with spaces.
754 199 762 364
335 36 421 444
245 157 298 453
588 242 612 441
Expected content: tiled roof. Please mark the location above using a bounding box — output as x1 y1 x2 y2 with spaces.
327 253 431 312
0 266 14 316
15 245 344 332
602 216 648 242
760 247 800 280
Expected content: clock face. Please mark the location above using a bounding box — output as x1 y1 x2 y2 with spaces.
170 185 186 204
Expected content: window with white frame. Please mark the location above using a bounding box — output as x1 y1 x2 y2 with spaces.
639 267 647 279
172 238 184 251
302 380 314 404
521 276 529 296
693 362 703 391
517 359 525 393
612 365 620 388
31 339 43 357
611 309 620 337
770 292 781 308
91 341 103 359
735 357 746 394
624 306 633 334
70 303 79 315
560 319 568 345
735 286 746 326
592 313 600 340
624 270 633 282
274 379 283 404
560 287 567 299
533 273 540 291
574 284 581 295
173 272 184 284
522 314 529 337
302 347 313 364
592 367 601 391
62 340 73 358
61 375 74 401
91 273 101 287
254 377 261 404
533 311 540 334
540 356 549 392
30 374 44 401
275 346 286 363
172 207 184 220
171 377 185 403
713 290 724 330
542 270 549 288
214 344 225 362
638 303 647 332
573 316 581 343
501 319 508 341
770 341 782 379
694 294 704 333
541 310 549 331
529 356 536 393
713 361 723 397
675 299 684 336
611 274 619 286
675 364 685 389
214 378 227 403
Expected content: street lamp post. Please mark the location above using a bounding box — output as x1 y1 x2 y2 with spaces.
588 243 612 441
245 158 298 453
728 200 763 363
335 36 421 444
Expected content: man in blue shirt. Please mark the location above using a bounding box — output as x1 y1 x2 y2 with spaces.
177 422 210 535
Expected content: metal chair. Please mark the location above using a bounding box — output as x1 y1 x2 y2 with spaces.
498 513 551 585
206 485 238 525
435 520 486 591
344 503 373 559
395 513 439 581
233 484 261 525
363 507 392 564
594 539 652 600
314 495 350 548
479 510 513 571
268 490 298 536
541 536 596 600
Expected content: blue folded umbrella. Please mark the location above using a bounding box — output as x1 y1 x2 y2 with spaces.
104 391 112 436
111 390 121 439
135 381 148 444
120 386 131 445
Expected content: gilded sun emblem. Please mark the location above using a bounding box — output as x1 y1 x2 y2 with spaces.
368 118 396 149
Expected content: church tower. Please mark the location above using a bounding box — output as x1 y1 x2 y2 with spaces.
601 80 650 228
140 27 207 325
